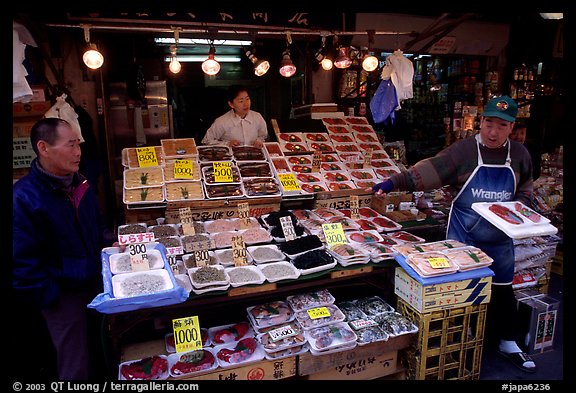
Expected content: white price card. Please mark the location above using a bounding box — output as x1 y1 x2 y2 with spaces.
280 216 297 241
350 195 360 219
231 235 248 266
179 207 195 236
312 150 322 173
172 316 202 353
267 324 298 342
237 202 251 229
128 243 150 272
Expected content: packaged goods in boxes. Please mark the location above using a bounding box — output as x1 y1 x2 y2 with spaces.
397 299 487 380
88 243 188 314
394 256 493 312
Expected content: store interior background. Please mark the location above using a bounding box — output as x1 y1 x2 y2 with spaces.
14 11 565 228
12 10 566 381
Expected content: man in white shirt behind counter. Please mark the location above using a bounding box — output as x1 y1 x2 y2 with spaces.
201 85 268 147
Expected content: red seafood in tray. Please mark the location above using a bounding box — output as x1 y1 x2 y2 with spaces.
291 164 313 173
322 117 347 125
355 133 378 143
372 216 402 230
488 203 524 225
371 152 390 160
350 170 376 180
169 350 216 376
390 230 425 243
326 125 350 133
210 322 251 345
355 180 377 188
359 143 384 151
120 356 168 380
306 133 329 142
283 142 307 152
335 144 360 152
310 142 334 152
347 230 384 244
328 182 354 191
345 117 370 125
321 162 345 171
350 124 373 132
279 133 303 143
297 173 322 183
354 219 380 232
301 183 327 193
321 154 339 162
375 168 400 178
330 134 354 143
216 337 259 364
514 202 542 222
288 155 312 165
358 207 381 218
323 172 350 182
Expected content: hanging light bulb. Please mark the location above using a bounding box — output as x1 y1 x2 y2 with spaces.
245 49 270 76
82 25 104 70
362 52 379 72
168 45 181 74
315 33 333 71
321 57 333 70
202 46 221 76
334 47 352 69
279 49 296 77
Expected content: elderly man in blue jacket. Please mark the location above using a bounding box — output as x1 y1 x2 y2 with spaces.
13 118 109 380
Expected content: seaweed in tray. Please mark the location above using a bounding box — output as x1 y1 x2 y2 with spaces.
291 249 335 270
277 235 323 255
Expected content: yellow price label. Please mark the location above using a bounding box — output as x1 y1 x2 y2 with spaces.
136 147 159 167
174 159 194 179
427 257 451 269
172 316 202 353
213 161 233 182
322 223 347 248
307 306 331 320
277 173 301 192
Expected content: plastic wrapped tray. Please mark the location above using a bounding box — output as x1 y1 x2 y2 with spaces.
109 249 164 275
208 321 254 346
111 269 174 298
214 337 265 368
168 348 218 378
258 261 301 283
225 265 266 288
118 355 169 380
188 265 229 289
246 300 295 332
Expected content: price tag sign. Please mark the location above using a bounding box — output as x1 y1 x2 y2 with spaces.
385 203 395 213
280 216 297 241
277 173 301 192
322 223 347 248
237 202 251 229
118 232 155 245
174 159 194 180
213 161 233 182
136 147 159 167
350 195 360 219
128 243 150 272
168 255 180 274
179 207 195 236
231 235 247 266
193 248 210 268
349 318 379 330
427 257 451 269
267 324 298 342
172 316 202 353
307 307 331 320
362 148 373 168
312 150 322 173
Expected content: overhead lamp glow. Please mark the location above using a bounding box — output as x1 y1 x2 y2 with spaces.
165 55 241 63
279 49 296 78
246 50 270 76
362 54 379 72
334 47 352 69
82 25 104 70
539 13 563 19
83 44 104 70
321 58 333 70
202 47 221 76
168 45 181 74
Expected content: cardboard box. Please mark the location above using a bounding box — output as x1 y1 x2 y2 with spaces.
394 267 492 312
370 192 413 214
305 350 397 380
517 294 560 354
13 101 52 117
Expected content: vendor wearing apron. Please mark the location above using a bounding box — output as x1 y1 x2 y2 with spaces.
370 96 537 373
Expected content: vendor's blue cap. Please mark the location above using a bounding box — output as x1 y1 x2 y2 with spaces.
483 95 518 122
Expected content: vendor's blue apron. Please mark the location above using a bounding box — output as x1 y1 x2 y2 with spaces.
446 139 516 284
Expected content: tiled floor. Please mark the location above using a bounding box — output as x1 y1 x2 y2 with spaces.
480 272 563 380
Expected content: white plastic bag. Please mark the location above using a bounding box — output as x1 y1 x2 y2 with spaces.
44 94 84 142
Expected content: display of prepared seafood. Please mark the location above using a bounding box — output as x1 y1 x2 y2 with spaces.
109 250 164 274
263 142 283 157
347 230 384 244
292 249 335 271
286 288 335 312
248 245 285 263
305 322 357 351
214 248 253 266
290 164 313 173
329 133 354 143
334 143 360 153
488 203 524 225
442 246 494 270
226 266 266 287
371 216 402 231
389 231 426 243
243 178 280 197
205 219 238 233
119 355 168 380
240 227 272 244
309 142 335 152
161 138 197 158
346 117 370 125
118 223 147 235
354 296 395 316
247 300 295 330
513 202 543 223
169 349 216 377
278 234 323 256
232 145 266 161
256 321 306 352
209 321 253 345
163 161 202 182
180 234 212 253
300 183 328 193
281 142 308 153
204 184 244 199
329 243 369 259
182 252 218 269
258 261 300 282
278 133 304 143
322 117 347 125
189 265 228 287
305 133 329 142
336 301 368 321
210 231 239 249
165 181 204 201
355 133 379 143
197 145 232 161
216 337 260 365
112 270 173 298
353 324 389 345
202 164 241 184
392 243 428 257
295 304 346 329
271 157 290 173
237 162 273 178
419 239 468 252
406 251 459 277
124 167 164 189
124 186 165 204
359 242 395 261
262 210 298 227
358 207 381 218
373 312 418 337
148 224 178 238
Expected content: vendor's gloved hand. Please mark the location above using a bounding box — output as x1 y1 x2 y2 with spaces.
370 179 394 195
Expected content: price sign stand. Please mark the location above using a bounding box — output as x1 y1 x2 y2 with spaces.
362 148 373 169
179 207 195 236
174 159 195 180
312 150 322 173
280 216 297 241
213 162 233 183
322 223 348 248
232 235 248 266
350 195 360 219
172 316 202 353
277 173 301 193
237 202 251 229
128 243 151 272
136 147 159 167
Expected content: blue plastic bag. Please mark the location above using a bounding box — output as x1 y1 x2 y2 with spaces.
370 79 399 125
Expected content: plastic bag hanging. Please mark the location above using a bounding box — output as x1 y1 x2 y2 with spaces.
44 94 85 142
370 79 399 125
